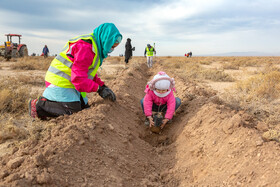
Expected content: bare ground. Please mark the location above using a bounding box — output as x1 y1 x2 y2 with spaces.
0 57 280 186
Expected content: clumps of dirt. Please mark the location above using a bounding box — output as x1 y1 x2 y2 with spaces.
169 102 280 186
1 58 280 186
0 61 166 186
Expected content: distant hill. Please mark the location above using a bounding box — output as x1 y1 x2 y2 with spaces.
203 51 280 56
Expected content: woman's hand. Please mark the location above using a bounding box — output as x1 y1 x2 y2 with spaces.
97 85 116 101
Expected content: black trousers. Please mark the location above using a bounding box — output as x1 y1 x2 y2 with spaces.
125 58 129 64
36 96 89 118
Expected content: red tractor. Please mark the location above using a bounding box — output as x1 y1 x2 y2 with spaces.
0 34 28 60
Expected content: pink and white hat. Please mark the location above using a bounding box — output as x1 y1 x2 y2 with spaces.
146 71 176 97
148 71 175 90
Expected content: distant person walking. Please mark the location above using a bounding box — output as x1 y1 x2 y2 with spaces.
144 44 156 68
124 38 134 64
189 51 192 57
43 45 49 58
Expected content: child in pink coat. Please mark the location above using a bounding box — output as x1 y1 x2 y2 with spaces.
140 71 181 129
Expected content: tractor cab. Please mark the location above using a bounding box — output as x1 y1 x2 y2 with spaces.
5 34 22 49
0 34 28 60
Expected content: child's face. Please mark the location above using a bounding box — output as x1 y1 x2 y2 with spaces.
155 89 169 93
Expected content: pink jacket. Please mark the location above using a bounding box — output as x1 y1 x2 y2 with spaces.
143 86 176 119
46 39 104 92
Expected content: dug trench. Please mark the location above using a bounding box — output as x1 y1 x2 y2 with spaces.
0 60 280 186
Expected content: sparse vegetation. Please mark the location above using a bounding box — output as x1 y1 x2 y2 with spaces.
105 56 123 64
222 71 280 125
10 56 53 70
164 61 234 82
0 118 28 143
0 77 41 115
2 56 280 186
1 56 280 149
199 61 212 65
222 62 240 70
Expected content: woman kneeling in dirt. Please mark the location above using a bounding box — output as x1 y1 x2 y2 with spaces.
29 23 122 119
140 71 181 130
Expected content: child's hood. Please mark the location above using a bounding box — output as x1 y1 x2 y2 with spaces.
145 71 176 93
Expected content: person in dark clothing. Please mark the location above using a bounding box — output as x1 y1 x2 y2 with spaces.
189 51 192 57
125 38 134 64
42 45 49 58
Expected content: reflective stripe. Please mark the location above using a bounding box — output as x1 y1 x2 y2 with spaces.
87 50 99 79
146 47 154 56
66 45 73 55
69 34 97 54
61 45 68 52
48 66 71 81
90 35 97 54
48 33 100 85
88 68 94 79
93 48 99 68
56 55 73 68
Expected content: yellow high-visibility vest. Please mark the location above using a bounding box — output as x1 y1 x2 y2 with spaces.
146 47 154 56
45 34 100 98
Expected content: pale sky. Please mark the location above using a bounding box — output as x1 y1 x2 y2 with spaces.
0 0 279 56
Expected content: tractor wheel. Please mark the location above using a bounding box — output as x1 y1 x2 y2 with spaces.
19 45 28 57
4 48 12 61
12 49 19 58
5 55 11 61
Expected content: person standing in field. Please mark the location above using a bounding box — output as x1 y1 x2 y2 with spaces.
124 38 134 64
144 44 156 68
42 45 49 58
29 23 122 119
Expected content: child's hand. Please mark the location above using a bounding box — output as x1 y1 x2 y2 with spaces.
148 116 154 127
160 118 169 129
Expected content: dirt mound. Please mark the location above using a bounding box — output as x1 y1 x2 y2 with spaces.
0 60 280 186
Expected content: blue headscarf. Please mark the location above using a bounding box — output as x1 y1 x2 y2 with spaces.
93 23 122 66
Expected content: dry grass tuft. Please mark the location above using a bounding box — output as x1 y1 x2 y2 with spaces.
222 71 280 125
222 62 240 70
105 56 123 64
163 61 234 82
0 77 41 115
199 61 212 65
0 118 28 143
235 71 280 101
220 57 276 68
10 56 53 70
262 129 280 142
0 114 54 144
